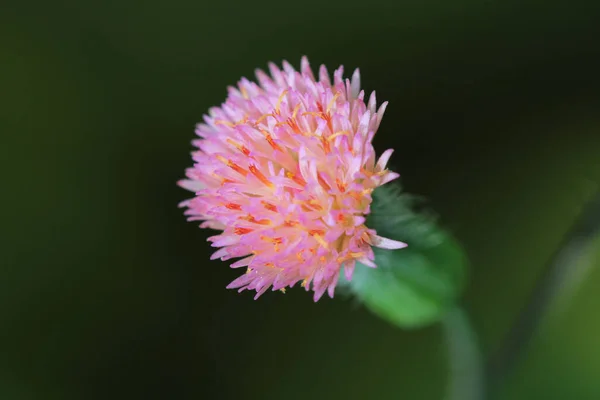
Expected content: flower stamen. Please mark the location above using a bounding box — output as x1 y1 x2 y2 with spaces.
274 89 288 115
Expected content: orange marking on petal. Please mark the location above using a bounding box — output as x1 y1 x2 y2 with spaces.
325 114 334 134
249 165 274 188
317 175 331 190
296 252 305 262
240 86 249 99
307 199 323 211
321 136 331 154
336 178 347 192
241 215 271 225
319 256 326 263
285 171 307 186
213 172 237 185
308 229 321 236
226 138 251 156
221 178 235 185
257 128 283 152
261 201 277 212
311 203 324 211
215 155 247 176
260 235 283 252
234 227 253 235
284 220 299 227
228 162 247 176
288 118 301 134
225 203 242 210
260 236 283 244
266 135 283 152
276 103 303 134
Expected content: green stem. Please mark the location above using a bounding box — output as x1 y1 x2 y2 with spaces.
486 193 600 397
443 306 485 400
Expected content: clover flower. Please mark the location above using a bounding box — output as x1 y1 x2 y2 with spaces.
179 57 406 301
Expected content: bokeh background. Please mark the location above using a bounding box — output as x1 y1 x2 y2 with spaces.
3 1 600 399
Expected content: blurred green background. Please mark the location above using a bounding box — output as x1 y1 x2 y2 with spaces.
2 0 600 399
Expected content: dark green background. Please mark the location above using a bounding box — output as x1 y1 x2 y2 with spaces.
2 1 600 399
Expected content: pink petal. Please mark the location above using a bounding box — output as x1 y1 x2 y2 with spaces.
350 68 361 100
344 260 356 281
358 256 377 268
178 179 205 192
376 149 394 171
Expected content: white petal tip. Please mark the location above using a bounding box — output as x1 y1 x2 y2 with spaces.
371 235 408 250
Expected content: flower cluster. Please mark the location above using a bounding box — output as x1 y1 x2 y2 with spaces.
179 57 406 301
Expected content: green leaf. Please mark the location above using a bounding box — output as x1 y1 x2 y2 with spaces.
344 184 468 329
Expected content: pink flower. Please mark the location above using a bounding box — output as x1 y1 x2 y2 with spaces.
179 56 406 301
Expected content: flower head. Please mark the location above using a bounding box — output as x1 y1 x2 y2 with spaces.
179 56 406 301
